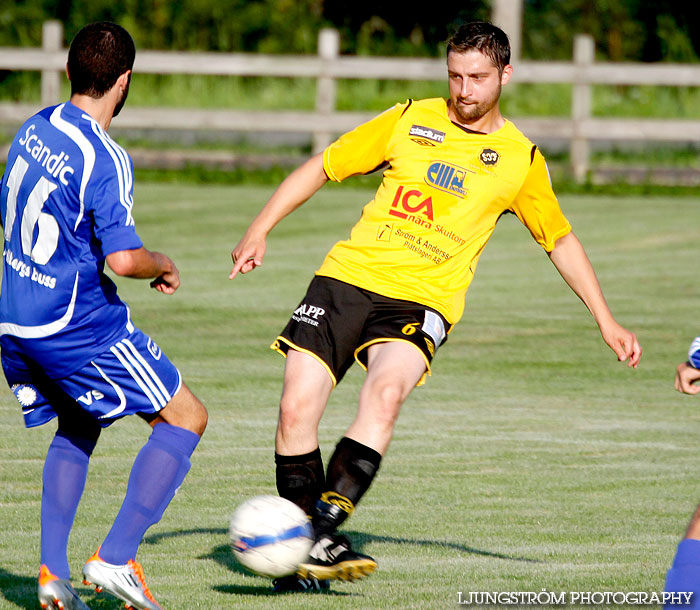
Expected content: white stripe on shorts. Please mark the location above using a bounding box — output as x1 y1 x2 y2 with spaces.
121 338 171 402
110 341 167 410
118 338 171 407
91 361 127 419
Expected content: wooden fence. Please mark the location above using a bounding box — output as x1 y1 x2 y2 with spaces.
1 21 700 181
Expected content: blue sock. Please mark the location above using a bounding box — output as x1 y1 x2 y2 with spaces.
100 423 200 564
665 539 700 609
41 432 96 579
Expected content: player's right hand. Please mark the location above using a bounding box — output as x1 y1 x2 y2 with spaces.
600 320 642 369
675 361 700 395
230 234 265 279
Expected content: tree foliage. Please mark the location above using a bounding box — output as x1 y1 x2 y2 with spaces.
0 0 697 61
523 0 700 62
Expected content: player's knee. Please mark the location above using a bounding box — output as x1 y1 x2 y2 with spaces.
190 400 208 436
277 391 319 438
373 379 404 409
159 384 208 436
364 380 404 427
278 396 304 432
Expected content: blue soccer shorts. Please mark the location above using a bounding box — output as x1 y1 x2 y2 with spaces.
2 328 182 428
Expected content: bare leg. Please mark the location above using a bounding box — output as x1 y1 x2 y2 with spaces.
346 341 427 455
684 504 700 540
148 382 207 435
275 350 334 455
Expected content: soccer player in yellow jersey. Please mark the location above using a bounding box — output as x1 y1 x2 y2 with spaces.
230 21 642 591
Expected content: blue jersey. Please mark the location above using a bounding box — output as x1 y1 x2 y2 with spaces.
689 336 700 369
0 102 143 378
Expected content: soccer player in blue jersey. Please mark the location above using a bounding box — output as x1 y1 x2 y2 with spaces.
0 22 207 610
665 337 700 608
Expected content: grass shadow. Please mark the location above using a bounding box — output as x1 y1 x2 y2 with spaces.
343 530 542 564
0 568 36 610
0 528 540 606
144 526 540 564
0 567 125 610
144 524 541 598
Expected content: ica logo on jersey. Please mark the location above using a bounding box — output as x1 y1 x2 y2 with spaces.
425 161 470 197
389 186 434 222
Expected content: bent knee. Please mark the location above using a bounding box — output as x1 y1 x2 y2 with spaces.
366 379 405 410
159 384 208 436
362 381 406 422
277 395 307 432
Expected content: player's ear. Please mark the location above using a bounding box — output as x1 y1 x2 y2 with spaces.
116 70 131 89
500 64 513 86
65 63 71 81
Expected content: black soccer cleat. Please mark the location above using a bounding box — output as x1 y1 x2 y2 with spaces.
296 533 377 582
272 574 330 593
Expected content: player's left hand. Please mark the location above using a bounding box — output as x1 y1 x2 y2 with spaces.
600 321 642 368
675 361 700 395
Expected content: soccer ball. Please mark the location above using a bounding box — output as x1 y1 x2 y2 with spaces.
229 495 314 578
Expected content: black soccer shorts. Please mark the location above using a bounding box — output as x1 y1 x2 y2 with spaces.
271 276 451 386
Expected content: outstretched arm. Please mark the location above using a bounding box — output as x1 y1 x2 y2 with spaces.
106 247 180 295
229 152 329 279
548 231 641 368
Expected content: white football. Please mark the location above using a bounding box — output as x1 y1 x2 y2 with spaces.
229 495 314 578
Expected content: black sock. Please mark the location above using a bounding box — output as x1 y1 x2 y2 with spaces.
275 448 325 516
312 437 382 537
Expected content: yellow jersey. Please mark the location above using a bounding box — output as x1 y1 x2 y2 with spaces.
318 97 571 325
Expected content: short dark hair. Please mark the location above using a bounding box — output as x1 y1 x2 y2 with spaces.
447 22 511 73
67 22 135 98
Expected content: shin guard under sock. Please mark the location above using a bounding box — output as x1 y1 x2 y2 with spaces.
41 432 96 579
100 423 199 564
275 447 325 515
312 437 381 537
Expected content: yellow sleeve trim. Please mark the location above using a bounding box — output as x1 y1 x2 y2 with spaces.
322 147 341 183
542 223 573 253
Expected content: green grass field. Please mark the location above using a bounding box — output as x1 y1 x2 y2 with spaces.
1 182 699 609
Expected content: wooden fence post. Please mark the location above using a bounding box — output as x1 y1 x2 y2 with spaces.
571 34 594 183
313 28 339 154
491 0 523 64
41 20 63 106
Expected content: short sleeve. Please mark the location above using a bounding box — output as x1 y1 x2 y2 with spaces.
323 101 409 182
89 155 142 257
689 336 700 369
509 148 571 252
